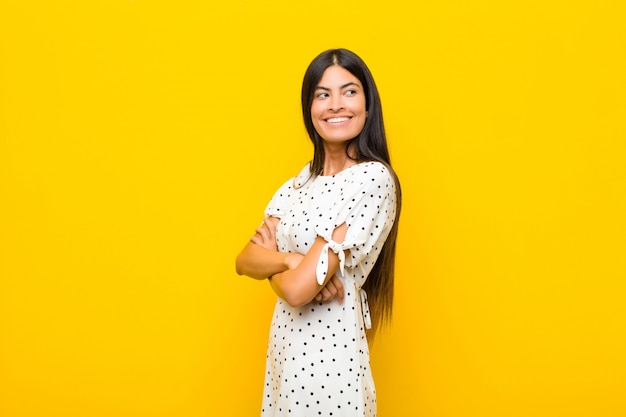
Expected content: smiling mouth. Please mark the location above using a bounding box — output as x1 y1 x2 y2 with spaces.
326 117 351 123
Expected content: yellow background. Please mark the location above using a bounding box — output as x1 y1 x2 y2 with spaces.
1 1 625 416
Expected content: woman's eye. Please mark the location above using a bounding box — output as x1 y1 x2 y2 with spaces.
345 89 357 96
315 92 329 99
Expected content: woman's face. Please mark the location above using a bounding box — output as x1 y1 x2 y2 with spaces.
311 65 367 144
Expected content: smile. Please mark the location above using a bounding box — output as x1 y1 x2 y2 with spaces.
326 117 351 123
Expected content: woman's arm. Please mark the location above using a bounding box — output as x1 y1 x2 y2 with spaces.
235 242 292 280
269 223 347 307
236 217 344 304
235 217 302 280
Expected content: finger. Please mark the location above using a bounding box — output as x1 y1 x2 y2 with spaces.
250 234 262 245
265 218 277 243
254 226 270 243
330 275 344 302
323 280 338 300
319 287 332 302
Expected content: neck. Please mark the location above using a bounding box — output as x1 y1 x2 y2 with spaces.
321 143 357 176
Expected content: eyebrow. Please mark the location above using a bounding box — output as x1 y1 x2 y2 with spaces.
314 82 360 91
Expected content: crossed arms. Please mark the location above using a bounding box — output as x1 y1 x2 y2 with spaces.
235 216 345 307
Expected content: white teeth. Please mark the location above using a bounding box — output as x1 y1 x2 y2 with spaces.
327 117 350 123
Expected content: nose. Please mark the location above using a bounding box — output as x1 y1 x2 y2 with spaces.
329 95 344 112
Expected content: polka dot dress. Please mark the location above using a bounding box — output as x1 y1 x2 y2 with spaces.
261 161 397 417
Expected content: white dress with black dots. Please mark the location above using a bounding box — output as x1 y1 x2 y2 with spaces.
261 161 397 417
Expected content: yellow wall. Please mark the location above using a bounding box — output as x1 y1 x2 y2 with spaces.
1 1 625 416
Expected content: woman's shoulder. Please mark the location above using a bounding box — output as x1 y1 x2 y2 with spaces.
265 163 311 213
349 161 393 183
268 163 314 197
293 162 314 188
355 160 390 173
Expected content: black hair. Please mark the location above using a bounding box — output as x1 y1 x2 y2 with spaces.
300 48 402 342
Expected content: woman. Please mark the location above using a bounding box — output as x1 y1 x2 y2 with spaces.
236 48 401 417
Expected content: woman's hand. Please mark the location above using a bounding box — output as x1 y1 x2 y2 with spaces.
315 275 345 303
250 217 278 252
236 216 288 279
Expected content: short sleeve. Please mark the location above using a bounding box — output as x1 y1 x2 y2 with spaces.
339 163 397 269
312 162 397 284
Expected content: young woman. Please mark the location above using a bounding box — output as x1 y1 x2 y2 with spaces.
236 48 401 417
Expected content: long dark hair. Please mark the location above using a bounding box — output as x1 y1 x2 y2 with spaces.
301 48 402 342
